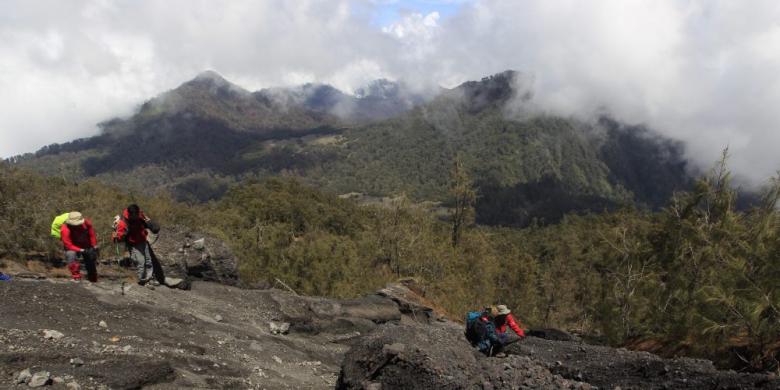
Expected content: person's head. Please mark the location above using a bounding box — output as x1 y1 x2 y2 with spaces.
66 211 85 226
496 304 511 318
127 204 141 220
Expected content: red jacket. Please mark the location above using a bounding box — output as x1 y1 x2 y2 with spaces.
495 314 525 337
115 209 148 245
61 219 97 252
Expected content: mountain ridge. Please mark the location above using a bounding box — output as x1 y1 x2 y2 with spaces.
9 70 694 225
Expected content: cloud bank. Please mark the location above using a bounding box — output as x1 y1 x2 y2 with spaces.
1 0 779 184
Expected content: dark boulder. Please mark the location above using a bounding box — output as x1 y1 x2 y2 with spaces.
270 292 402 335
148 225 239 285
527 328 580 342
337 323 589 389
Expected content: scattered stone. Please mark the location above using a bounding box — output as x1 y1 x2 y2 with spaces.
98 321 108 328
43 329 64 340
28 371 51 387
122 345 133 353
273 356 283 364
214 314 223 322
66 383 81 390
69 358 84 367
16 368 32 384
192 238 205 250
269 321 290 335
52 376 65 384
382 343 405 356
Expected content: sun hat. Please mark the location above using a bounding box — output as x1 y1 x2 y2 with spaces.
66 211 85 226
496 305 511 315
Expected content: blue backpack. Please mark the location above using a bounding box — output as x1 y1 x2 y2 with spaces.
465 311 498 353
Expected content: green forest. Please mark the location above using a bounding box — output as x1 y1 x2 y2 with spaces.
1 151 777 372
11 72 693 227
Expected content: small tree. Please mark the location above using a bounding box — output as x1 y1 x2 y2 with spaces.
450 157 476 247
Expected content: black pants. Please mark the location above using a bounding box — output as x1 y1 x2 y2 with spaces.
67 249 98 282
492 333 522 355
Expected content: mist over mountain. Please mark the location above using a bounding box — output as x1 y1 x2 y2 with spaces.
11 70 695 225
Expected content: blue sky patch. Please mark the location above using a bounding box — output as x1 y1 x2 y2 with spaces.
371 0 471 27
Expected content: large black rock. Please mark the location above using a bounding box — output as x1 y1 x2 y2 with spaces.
148 225 239 285
337 323 587 389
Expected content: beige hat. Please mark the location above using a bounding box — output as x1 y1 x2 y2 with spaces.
66 211 85 226
496 305 511 315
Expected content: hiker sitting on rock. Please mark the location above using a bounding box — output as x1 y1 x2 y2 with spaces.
115 204 160 285
60 211 99 282
492 304 525 356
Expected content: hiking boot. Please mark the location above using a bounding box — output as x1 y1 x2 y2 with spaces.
137 279 148 286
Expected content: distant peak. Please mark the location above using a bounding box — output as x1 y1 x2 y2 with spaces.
354 79 401 99
194 70 228 83
178 70 248 97
448 70 521 113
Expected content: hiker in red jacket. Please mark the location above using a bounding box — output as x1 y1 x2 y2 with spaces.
115 204 160 285
60 211 99 282
492 304 526 357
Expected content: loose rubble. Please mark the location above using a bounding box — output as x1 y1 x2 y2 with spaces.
42 330 64 340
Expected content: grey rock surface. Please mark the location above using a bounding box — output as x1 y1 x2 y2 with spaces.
28 370 50 387
148 225 239 285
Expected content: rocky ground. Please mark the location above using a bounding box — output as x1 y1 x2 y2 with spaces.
337 321 780 390
2 277 778 390
1 245 778 389
0 277 408 389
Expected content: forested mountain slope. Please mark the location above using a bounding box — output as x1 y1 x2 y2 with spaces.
11 71 692 225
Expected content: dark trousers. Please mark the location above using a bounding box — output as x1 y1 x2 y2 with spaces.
493 332 522 355
64 249 98 282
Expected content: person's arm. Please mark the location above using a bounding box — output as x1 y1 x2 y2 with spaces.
507 314 525 337
115 220 127 241
486 322 500 344
61 225 82 252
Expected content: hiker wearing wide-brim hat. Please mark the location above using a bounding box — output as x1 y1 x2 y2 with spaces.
491 304 526 357
60 211 99 282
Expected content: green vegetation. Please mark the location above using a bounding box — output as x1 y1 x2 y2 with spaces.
0 162 195 259
2 151 776 371
12 72 692 226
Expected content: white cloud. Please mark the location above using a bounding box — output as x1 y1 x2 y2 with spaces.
1 0 779 184
382 11 440 39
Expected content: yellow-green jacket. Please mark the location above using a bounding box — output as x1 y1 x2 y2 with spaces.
50 213 69 239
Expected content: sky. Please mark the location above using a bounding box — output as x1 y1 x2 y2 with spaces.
1 0 779 185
